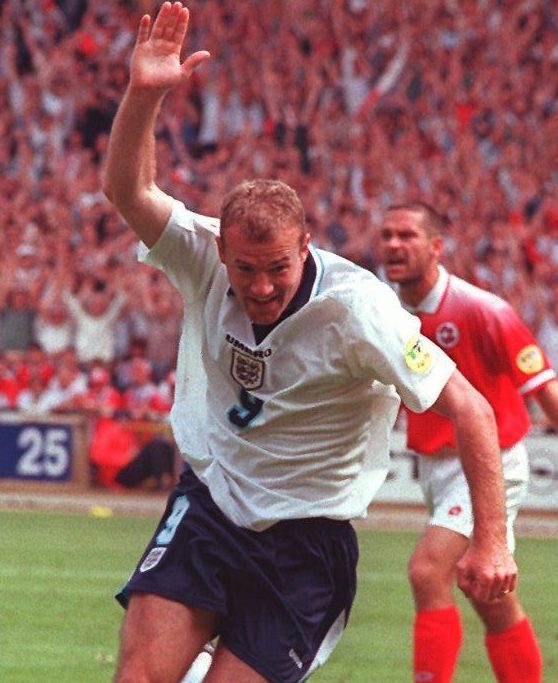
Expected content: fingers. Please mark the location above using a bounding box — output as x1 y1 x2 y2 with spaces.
135 14 152 46
458 574 513 603
152 2 188 44
457 557 518 603
182 50 211 78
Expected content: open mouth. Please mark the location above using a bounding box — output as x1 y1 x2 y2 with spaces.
251 297 278 307
383 259 408 280
385 258 407 267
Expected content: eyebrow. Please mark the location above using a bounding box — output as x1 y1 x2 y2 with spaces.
234 255 293 267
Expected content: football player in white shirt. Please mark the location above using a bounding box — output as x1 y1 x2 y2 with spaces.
104 4 517 682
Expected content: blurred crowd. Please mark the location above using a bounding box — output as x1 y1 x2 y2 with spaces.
1 0 558 421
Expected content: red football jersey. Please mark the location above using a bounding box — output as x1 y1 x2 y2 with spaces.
406 269 556 454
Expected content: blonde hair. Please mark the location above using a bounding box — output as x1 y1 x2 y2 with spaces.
220 179 306 244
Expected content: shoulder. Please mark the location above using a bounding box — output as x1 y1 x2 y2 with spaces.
448 275 511 315
139 199 220 264
315 248 396 304
172 200 220 236
149 199 219 244
311 249 416 342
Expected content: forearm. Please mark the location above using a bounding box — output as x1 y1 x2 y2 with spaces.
104 87 162 200
453 397 508 547
433 371 507 547
534 378 558 431
103 5 209 246
103 87 173 245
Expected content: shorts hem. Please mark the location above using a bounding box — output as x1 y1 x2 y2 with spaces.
427 519 472 538
115 585 225 617
221 637 283 683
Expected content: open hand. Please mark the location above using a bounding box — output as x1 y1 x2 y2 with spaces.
130 2 210 92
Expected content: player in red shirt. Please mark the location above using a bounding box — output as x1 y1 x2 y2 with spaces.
378 201 558 683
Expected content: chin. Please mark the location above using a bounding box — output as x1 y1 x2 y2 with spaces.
251 314 280 325
385 268 406 282
248 303 283 325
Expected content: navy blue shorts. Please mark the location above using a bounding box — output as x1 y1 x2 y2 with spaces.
116 465 358 682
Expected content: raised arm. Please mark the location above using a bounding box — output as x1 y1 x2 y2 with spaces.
103 2 210 248
431 369 518 603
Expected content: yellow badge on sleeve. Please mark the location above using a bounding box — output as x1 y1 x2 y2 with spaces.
516 344 544 374
404 336 433 374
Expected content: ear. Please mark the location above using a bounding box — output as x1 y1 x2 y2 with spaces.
301 232 311 261
431 234 444 259
216 235 226 264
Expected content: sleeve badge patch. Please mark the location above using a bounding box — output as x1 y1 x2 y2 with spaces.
516 344 544 374
404 336 433 374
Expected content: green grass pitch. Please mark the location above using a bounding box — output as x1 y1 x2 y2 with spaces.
0 509 556 682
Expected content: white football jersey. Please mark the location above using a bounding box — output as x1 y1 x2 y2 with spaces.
139 200 455 530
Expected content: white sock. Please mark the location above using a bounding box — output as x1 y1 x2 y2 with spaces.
180 644 214 683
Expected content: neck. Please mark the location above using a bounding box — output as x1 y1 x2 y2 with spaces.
399 267 440 308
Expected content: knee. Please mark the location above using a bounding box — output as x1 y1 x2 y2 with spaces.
113 649 152 683
113 667 147 683
113 661 169 683
472 594 526 632
408 551 436 591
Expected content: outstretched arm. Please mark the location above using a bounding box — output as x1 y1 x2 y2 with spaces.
103 2 210 247
431 369 518 603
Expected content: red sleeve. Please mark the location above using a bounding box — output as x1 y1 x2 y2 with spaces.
483 301 555 395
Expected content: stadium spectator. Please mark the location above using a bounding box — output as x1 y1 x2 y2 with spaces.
103 6 517 682
34 264 75 356
377 201 558 683
0 0 557 368
38 349 88 413
74 360 175 491
34 298 73 356
69 362 125 487
0 285 37 353
15 342 56 390
131 273 182 383
69 362 133 489
114 431 176 492
120 357 171 421
118 355 174 486
114 336 152 392
63 276 127 366
72 363 122 417
14 369 51 414
0 352 20 409
13 242 47 300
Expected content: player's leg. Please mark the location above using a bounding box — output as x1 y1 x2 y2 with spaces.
203 643 268 683
113 467 226 683
409 525 468 610
410 453 479 682
470 443 542 683
113 593 218 683
409 524 468 683
472 592 542 683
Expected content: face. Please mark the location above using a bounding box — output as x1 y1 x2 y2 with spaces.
217 225 310 325
378 209 442 289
